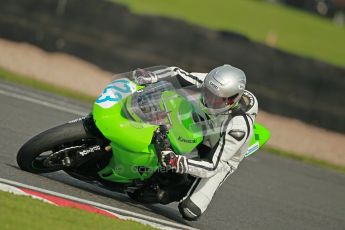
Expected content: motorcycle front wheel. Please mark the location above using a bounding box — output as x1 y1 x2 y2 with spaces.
17 118 96 174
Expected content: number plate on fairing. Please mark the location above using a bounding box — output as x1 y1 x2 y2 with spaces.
96 78 137 109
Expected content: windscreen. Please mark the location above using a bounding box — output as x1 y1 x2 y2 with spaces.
129 81 175 126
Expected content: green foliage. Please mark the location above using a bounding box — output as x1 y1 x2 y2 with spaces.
0 191 154 230
113 0 345 68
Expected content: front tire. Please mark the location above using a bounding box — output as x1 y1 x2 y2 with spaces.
17 119 95 173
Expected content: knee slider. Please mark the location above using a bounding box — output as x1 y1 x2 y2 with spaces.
178 198 202 221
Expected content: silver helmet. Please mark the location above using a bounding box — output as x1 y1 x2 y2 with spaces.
201 64 246 114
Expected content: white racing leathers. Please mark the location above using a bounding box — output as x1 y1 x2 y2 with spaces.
153 66 258 220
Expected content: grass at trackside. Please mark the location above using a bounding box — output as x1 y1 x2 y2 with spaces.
1 66 344 174
112 0 345 68
0 191 155 230
263 146 345 174
0 68 95 102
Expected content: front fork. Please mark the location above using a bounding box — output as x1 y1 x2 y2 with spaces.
61 114 110 168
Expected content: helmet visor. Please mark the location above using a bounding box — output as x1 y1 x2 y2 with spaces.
203 88 227 109
202 88 238 109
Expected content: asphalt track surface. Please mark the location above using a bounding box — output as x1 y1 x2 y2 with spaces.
0 80 344 230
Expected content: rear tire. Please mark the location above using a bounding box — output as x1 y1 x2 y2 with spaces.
17 119 95 173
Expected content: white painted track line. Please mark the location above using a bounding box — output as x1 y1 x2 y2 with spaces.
0 88 87 116
0 178 198 230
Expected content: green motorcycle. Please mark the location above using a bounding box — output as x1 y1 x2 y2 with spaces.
17 67 270 203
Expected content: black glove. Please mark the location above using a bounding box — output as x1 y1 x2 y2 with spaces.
133 68 158 85
161 150 188 174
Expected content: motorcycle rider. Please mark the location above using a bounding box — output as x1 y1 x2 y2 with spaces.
133 64 258 221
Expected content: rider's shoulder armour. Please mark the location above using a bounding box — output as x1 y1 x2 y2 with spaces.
239 90 258 117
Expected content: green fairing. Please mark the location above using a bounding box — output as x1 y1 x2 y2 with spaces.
93 84 203 183
245 123 270 157
93 100 159 183
161 91 203 154
93 79 270 184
